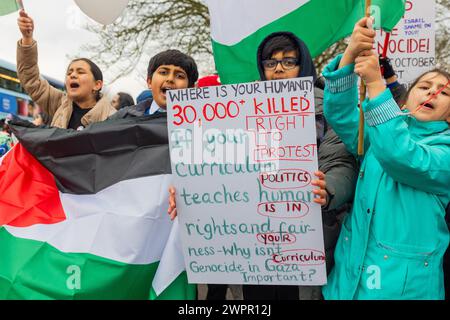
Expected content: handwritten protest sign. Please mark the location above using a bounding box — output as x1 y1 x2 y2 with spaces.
374 0 435 86
167 77 327 285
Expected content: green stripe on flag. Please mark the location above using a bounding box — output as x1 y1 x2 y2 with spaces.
211 0 405 84
0 0 19 16
149 272 196 300
0 227 195 299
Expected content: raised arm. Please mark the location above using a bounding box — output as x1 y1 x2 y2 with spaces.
17 10 64 117
356 48 450 194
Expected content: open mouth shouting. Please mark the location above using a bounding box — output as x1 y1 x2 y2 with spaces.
68 82 80 91
419 101 435 111
160 85 174 97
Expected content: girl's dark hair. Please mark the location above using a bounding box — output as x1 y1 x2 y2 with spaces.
117 92 135 109
68 58 104 101
403 68 450 103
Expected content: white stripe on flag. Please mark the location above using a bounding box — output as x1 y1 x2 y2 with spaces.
6 174 174 265
152 217 186 295
206 0 310 45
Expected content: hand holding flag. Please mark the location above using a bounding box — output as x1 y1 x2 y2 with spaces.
17 9 34 42
339 17 376 69
355 50 386 98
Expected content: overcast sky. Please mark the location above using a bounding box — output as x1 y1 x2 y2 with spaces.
0 0 146 100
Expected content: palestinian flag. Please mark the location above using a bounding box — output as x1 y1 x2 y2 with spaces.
205 0 405 84
0 115 195 299
0 0 19 16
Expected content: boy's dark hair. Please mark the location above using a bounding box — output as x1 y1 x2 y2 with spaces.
403 68 450 103
117 92 135 109
69 58 104 101
257 32 317 81
147 49 199 87
261 35 299 61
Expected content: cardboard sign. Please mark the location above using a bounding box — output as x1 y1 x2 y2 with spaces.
167 77 327 286
375 0 435 87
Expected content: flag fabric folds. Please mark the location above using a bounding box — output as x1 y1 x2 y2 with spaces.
0 114 195 299
205 0 405 84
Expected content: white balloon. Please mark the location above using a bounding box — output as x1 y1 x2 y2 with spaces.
74 0 130 25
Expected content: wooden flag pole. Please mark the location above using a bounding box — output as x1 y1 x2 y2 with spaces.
358 0 372 156
16 0 25 10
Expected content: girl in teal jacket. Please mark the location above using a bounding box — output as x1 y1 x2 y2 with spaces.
322 17 450 300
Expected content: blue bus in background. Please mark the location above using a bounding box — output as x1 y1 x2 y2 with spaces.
0 58 64 120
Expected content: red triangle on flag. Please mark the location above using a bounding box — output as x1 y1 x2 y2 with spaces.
0 144 66 227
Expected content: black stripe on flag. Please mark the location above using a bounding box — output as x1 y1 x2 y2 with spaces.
9 114 172 195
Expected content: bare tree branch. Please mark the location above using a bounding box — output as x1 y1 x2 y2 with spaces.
82 0 449 82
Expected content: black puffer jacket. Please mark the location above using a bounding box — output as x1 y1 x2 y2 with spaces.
108 98 154 120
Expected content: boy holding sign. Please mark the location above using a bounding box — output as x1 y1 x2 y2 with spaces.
168 32 358 300
238 32 358 300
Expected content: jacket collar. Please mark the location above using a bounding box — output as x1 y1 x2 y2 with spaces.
406 115 449 137
81 96 115 127
127 98 153 117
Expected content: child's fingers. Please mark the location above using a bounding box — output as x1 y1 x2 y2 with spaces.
312 169 327 207
355 53 378 65
17 20 32 28
18 17 30 23
355 16 371 28
313 189 327 205
168 186 176 213
313 198 326 206
168 196 176 212
312 180 326 190
354 64 368 77
355 28 376 40
313 188 327 197
358 50 375 57
352 40 374 55
355 56 370 64
19 9 28 18
312 171 326 202
17 17 33 34
314 170 325 180
169 208 177 221
354 33 374 45
355 17 376 34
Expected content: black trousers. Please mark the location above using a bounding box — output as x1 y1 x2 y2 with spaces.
206 284 228 300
